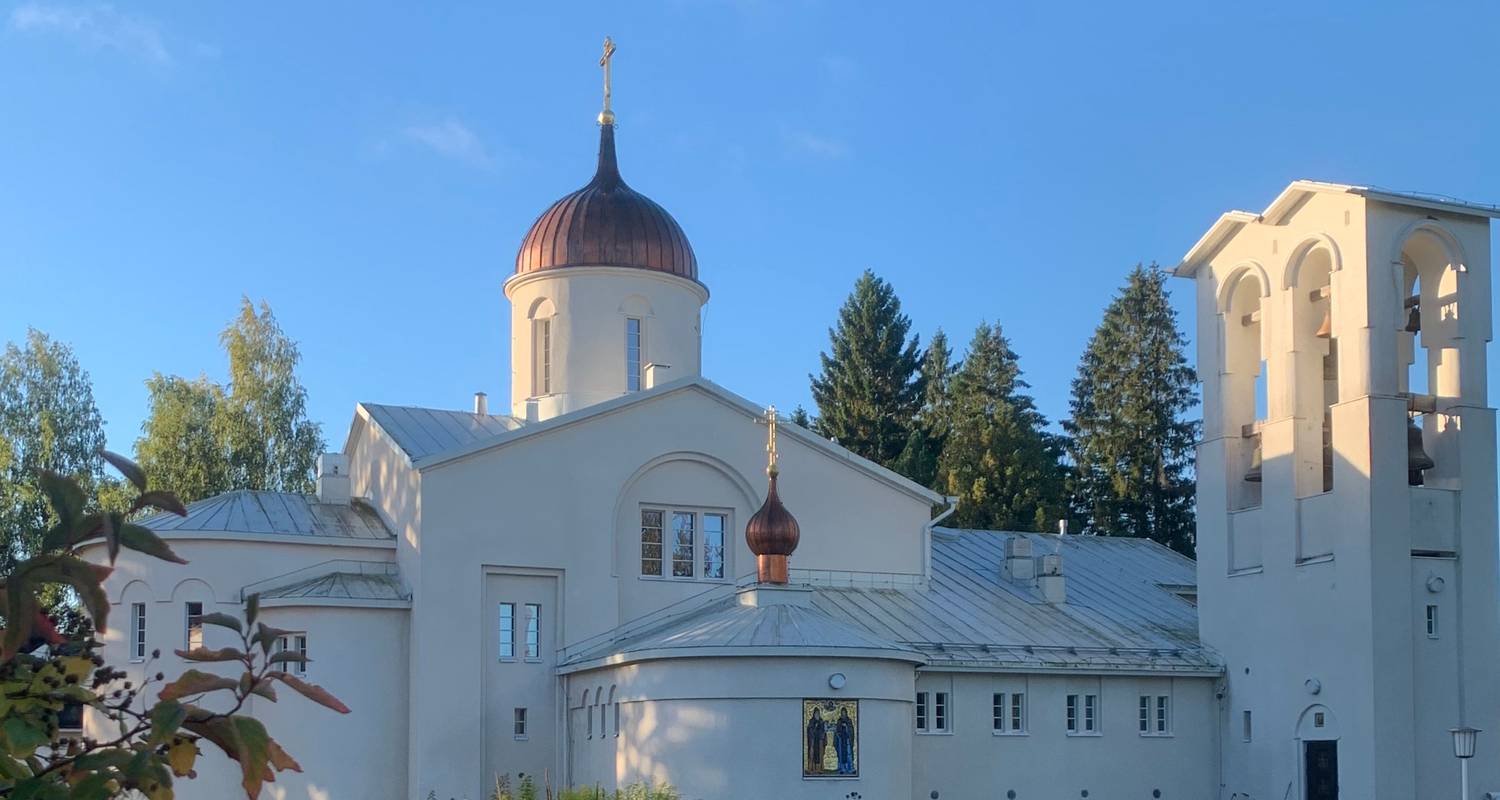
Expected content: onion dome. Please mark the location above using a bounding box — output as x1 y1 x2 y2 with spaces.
746 408 800 584
514 123 698 280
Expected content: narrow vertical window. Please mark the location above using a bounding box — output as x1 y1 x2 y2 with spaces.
498 602 515 659
1010 692 1025 733
703 513 725 579
934 692 949 732
640 510 664 576
1084 694 1097 732
626 317 643 392
514 707 528 739
915 691 929 732
587 698 594 738
614 701 620 737
130 603 146 660
532 319 552 396
670 512 695 578
992 693 1004 732
1066 694 1079 733
1242 710 1253 742
1139 695 1151 733
274 634 309 676
1426 604 1439 638
184 602 203 650
1156 695 1170 734
525 603 540 659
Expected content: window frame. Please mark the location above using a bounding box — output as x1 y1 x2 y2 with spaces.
524 603 541 661
514 707 528 740
915 691 929 732
992 691 1027 735
184 601 203 651
498 602 516 661
1426 603 1440 639
1067 693 1100 736
130 602 147 662
932 691 951 733
639 506 732 583
626 317 643 392
532 318 552 397
1139 694 1171 736
274 633 309 677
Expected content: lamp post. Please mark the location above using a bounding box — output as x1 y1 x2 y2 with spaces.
1451 726 1480 800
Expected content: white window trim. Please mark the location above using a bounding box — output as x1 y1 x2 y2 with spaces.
130 602 147 662
992 691 1027 736
1067 693 1101 737
1139 694 1172 737
918 690 952 735
273 633 309 677
184 601 203 651
1426 603 1440 639
514 707 529 741
626 317 643 393
524 603 542 662
532 318 553 398
915 691 929 733
638 506 732 583
498 602 516 662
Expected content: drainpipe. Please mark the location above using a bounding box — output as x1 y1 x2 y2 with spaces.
922 497 960 579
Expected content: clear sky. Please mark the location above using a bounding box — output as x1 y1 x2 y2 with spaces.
2 2 1498 454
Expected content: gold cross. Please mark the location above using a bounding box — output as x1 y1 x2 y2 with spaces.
598 37 617 125
765 405 779 476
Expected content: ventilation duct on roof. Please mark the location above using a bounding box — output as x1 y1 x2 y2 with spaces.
1003 536 1034 582
316 453 350 505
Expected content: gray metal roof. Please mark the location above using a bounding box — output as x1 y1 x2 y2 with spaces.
142 490 393 540
360 403 524 462
562 592 923 670
807 529 1216 673
565 529 1218 676
258 571 409 602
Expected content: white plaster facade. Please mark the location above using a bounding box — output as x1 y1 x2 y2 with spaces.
80 168 1499 800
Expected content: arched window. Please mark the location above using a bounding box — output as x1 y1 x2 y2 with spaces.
1223 268 1266 508
582 689 592 739
528 298 557 398
1398 226 1464 487
1289 244 1338 495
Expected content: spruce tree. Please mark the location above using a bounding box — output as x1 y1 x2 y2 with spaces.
937 322 1066 531
1063 264 1198 554
809 270 923 468
895 328 954 488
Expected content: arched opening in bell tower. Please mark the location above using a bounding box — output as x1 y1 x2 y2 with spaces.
1288 243 1338 495
1397 225 1465 488
1222 267 1266 509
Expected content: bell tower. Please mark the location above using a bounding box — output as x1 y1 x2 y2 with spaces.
1177 181 1499 800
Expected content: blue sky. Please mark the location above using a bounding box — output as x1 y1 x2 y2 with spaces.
2 2 1498 454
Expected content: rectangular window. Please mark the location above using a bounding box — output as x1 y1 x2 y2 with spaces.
1140 695 1170 735
1139 695 1150 733
992 692 1024 733
1009 692 1026 733
1068 694 1097 734
614 701 620 737
934 691 949 732
915 691 929 732
1426 604 1439 638
626 317 642 392
1156 695 1170 734
533 319 552 396
498 602 515 660
184 602 203 650
1084 694 1097 733
525 603 540 660
1066 694 1079 733
640 509 664 576
514 707 528 739
1243 710 1253 743
670 512 695 578
703 513 725 579
274 634 308 676
130 603 146 661
992 693 1004 732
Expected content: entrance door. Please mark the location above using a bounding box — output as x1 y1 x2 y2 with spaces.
1304 740 1338 800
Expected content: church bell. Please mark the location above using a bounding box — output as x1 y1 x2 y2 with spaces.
1314 309 1332 339
1407 416 1435 485
1404 302 1422 334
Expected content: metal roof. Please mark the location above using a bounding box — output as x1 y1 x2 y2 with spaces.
563 529 1217 676
141 490 394 540
360 403 524 462
808 529 1217 674
258 571 409 602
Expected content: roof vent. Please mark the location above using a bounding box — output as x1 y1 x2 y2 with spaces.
473 392 488 416
316 453 350 505
1038 552 1066 604
1003 536 1035 582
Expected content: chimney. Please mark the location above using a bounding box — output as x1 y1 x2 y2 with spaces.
1058 519 1068 535
473 391 488 416
1037 551 1066 604
525 400 539 423
1002 536 1035 582
316 453 350 505
644 362 671 390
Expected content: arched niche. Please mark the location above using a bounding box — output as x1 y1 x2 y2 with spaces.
526 297 558 398
1392 221 1468 488
1220 263 1267 509
1295 704 1339 741
613 452 756 591
1285 239 1340 495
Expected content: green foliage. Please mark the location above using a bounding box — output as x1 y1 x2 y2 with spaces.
0 453 349 798
809 270 924 469
894 327 955 488
136 298 324 504
1063 265 1199 553
788 405 813 430
518 773 537 800
937 322 1067 531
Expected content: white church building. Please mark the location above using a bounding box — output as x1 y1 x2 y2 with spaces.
85 56 1500 800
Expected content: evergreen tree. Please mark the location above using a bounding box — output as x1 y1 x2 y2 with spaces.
1064 264 1199 554
137 297 324 503
789 405 813 430
0 329 110 576
937 322 1066 531
809 270 923 468
894 328 954 488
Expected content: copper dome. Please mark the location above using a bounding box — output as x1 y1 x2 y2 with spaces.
515 124 698 280
746 471 800 583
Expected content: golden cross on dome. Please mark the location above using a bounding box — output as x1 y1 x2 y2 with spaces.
765 405 780 476
598 36 617 125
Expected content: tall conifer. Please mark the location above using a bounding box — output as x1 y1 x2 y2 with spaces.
895 328 954 488
937 322 1066 531
809 270 923 468
1063 265 1198 554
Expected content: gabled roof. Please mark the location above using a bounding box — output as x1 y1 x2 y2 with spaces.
1175 180 1500 277
352 377 945 505
141 490 394 540
258 571 409 603
563 529 1219 677
242 560 410 608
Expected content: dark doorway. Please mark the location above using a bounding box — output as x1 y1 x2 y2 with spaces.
1304 739 1338 799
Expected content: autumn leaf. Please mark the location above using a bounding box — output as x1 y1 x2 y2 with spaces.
267 672 350 714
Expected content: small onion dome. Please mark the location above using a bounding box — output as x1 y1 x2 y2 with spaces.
745 470 800 584
515 123 698 281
